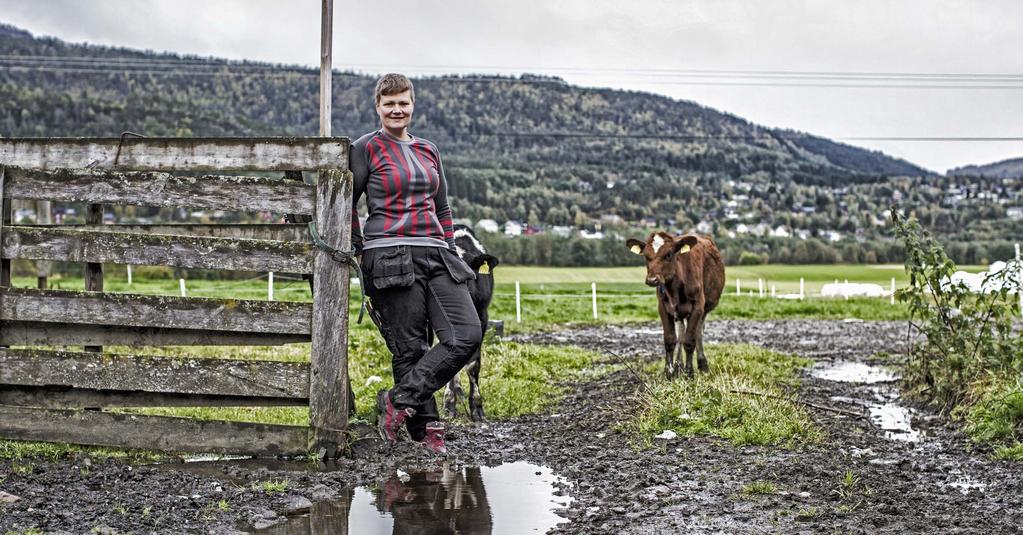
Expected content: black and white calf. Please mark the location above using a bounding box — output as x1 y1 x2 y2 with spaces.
444 224 499 421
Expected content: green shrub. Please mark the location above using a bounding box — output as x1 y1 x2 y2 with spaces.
737 251 766 265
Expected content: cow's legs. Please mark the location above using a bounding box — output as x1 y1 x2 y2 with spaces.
695 314 709 372
467 356 485 421
672 319 685 379
682 310 703 378
444 375 463 417
658 299 677 379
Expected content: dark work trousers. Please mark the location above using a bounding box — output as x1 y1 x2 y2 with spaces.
362 245 482 440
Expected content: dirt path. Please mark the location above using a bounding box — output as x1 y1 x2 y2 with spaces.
2 320 1021 534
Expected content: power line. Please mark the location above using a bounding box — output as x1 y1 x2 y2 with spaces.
470 132 1023 142
5 54 1023 80
5 56 1023 89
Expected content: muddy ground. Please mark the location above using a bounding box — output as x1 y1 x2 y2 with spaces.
2 320 1021 534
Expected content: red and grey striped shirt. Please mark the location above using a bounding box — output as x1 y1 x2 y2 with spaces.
350 129 455 252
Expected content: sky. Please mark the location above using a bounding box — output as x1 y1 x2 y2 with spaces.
2 0 1022 173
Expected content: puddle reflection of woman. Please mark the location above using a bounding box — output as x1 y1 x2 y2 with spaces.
374 466 493 534
351 73 481 455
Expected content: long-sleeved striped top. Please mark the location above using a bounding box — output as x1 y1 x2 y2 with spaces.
350 129 455 252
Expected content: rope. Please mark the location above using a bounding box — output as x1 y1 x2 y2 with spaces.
307 222 367 324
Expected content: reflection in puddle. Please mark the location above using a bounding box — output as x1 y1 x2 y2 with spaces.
818 360 925 442
245 462 571 534
868 403 922 442
947 475 987 494
811 361 898 383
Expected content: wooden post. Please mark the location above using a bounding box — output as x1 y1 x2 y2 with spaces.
309 169 351 458
0 166 9 288
179 278 187 297
736 278 741 296
35 200 52 289
268 271 275 301
890 277 896 305
320 0 333 137
127 265 133 286
758 278 764 298
591 282 597 319
84 204 104 352
800 278 805 300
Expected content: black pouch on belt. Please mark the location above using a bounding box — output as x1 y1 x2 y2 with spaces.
370 245 414 289
441 248 477 284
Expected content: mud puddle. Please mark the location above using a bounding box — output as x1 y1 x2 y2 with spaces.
159 460 572 534
814 360 925 441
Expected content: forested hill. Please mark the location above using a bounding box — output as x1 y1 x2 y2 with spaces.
949 157 1023 179
1 22 929 229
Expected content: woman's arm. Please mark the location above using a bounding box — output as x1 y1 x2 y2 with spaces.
349 140 369 254
432 150 456 250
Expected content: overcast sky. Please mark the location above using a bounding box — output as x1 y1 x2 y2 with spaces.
3 0 1022 173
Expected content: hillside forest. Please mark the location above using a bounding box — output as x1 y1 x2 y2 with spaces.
2 23 1021 267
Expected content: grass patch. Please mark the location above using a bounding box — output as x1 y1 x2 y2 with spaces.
477 341 599 418
626 343 821 447
956 376 1023 460
258 479 289 493
741 480 779 496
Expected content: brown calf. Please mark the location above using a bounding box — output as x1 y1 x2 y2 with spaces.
626 232 725 379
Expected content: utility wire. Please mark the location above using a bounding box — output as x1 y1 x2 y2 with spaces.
5 54 1023 81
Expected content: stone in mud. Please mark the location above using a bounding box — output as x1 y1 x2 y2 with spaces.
283 495 313 513
0 491 20 503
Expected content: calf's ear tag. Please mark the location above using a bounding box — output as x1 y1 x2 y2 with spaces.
630 245 642 255
478 263 490 275
678 244 691 254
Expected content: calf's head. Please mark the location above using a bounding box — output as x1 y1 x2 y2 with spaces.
626 232 699 287
453 224 500 274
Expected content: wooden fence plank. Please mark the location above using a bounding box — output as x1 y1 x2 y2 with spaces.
309 169 353 456
2 168 316 215
0 348 309 399
0 137 349 172
0 387 308 409
0 406 308 455
0 321 309 346
0 288 312 334
2 226 315 273
34 223 309 242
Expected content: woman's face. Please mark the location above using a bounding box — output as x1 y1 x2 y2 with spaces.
376 90 414 137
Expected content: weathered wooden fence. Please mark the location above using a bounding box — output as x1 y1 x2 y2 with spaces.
0 137 353 457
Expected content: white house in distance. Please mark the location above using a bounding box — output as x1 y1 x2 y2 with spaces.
475 219 499 233
504 220 523 237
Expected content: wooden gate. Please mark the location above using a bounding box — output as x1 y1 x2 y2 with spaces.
0 137 353 457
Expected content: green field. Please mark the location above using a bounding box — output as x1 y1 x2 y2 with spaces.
0 264 922 459
10 263 925 334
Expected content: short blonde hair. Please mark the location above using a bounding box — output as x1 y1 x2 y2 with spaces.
375 73 415 103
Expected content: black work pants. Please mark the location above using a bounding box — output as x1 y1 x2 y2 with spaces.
362 245 482 440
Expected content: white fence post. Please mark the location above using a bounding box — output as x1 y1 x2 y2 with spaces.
515 281 522 323
890 277 896 305
758 278 764 298
179 278 187 297
268 271 275 301
736 278 741 296
127 264 132 286
771 285 776 298
799 278 805 300
591 282 598 319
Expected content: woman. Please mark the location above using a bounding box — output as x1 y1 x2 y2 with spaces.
351 73 481 455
